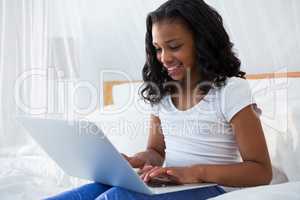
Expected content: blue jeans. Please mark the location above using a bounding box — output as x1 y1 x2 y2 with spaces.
45 183 226 200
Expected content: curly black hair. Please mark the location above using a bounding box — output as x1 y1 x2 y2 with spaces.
141 0 245 105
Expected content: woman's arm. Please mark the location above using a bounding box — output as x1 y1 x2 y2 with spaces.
194 105 272 186
147 105 273 187
125 114 166 168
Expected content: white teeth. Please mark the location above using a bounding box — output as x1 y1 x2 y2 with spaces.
168 65 182 71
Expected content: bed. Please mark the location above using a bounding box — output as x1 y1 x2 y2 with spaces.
0 73 299 199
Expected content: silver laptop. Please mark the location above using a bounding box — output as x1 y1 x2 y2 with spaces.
17 117 216 195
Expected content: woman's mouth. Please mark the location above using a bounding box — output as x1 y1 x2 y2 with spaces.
167 65 184 76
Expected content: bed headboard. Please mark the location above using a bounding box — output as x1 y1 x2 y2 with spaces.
103 72 300 106
103 80 142 106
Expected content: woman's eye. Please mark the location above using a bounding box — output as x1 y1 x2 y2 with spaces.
155 48 162 52
169 45 181 50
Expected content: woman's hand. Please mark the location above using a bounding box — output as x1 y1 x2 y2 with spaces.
121 153 150 169
142 166 202 184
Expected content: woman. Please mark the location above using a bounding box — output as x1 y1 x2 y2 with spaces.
47 0 272 199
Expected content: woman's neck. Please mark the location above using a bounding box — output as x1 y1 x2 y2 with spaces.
178 69 201 95
171 79 205 111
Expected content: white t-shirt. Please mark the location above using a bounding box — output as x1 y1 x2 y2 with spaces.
151 77 255 191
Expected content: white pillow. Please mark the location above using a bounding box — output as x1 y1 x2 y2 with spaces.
112 82 142 107
248 78 300 182
87 105 149 156
89 82 153 156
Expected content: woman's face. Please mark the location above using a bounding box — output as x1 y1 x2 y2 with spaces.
152 19 198 82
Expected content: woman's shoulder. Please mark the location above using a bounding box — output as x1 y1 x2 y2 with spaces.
216 76 254 122
216 77 250 93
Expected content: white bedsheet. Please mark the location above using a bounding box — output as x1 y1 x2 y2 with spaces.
0 150 89 200
211 181 300 200
0 151 299 200
0 155 299 200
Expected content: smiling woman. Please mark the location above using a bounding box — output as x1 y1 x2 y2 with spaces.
141 0 245 105
47 0 272 199
151 20 197 82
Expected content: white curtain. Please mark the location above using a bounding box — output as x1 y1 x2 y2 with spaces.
0 0 83 152
210 0 300 73
0 0 88 198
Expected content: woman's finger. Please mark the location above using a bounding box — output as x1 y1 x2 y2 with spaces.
165 167 193 184
139 165 153 174
138 165 154 179
143 166 161 182
139 166 156 180
150 167 182 184
166 169 181 182
149 167 169 178
166 168 179 177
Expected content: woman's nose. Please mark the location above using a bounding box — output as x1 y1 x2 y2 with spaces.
161 50 173 65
